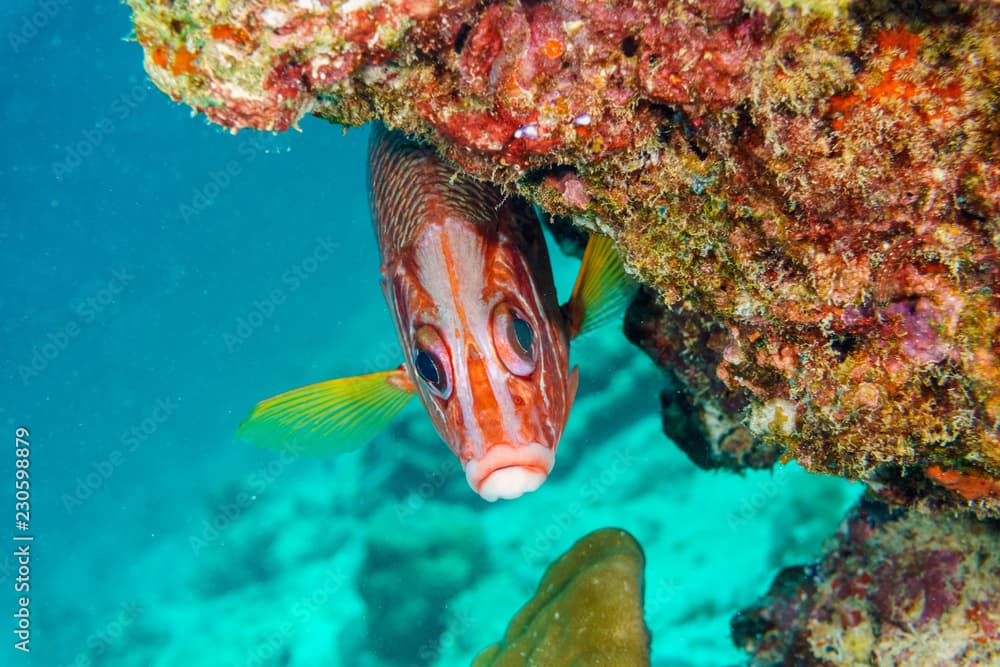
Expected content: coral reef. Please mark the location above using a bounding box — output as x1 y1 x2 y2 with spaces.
732 497 1000 665
127 0 1000 514
473 527 650 667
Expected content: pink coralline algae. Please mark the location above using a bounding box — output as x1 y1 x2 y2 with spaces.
732 499 1000 665
128 0 1000 515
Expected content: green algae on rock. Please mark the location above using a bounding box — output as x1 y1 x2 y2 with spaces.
733 497 1000 665
473 527 650 667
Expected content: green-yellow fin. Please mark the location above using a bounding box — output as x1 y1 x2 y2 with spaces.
238 367 416 456
565 234 634 338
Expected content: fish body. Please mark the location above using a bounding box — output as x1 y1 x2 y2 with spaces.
239 124 631 501
369 125 577 500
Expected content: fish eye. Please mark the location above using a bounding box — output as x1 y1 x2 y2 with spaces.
513 317 534 354
492 303 537 377
415 349 442 385
413 325 452 399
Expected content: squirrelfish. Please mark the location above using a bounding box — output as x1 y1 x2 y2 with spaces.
239 124 631 501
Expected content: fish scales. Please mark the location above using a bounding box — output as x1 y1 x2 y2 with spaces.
368 124 497 256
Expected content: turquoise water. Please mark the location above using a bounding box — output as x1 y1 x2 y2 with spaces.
1 3 860 666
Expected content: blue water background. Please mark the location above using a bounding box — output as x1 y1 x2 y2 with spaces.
2 0 387 653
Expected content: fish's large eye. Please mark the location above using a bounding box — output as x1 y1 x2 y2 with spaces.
413 325 452 399
415 349 441 385
492 303 537 376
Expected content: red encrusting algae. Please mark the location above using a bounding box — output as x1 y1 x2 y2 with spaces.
927 464 1000 502
828 27 964 131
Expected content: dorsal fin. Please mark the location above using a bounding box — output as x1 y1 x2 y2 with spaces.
563 234 634 338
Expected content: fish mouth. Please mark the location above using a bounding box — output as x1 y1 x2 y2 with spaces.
464 443 554 502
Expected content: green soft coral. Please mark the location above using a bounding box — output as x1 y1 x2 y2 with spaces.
472 528 650 667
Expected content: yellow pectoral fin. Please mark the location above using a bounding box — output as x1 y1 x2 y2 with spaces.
565 233 635 338
238 366 416 456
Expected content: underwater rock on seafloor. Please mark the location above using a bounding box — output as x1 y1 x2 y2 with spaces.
472 527 650 667
359 502 486 665
732 497 1000 665
128 1 1000 514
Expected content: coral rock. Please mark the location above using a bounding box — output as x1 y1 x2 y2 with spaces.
625 285 781 472
473 527 650 667
732 498 1000 665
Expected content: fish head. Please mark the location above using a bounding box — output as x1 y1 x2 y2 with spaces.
385 215 578 501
